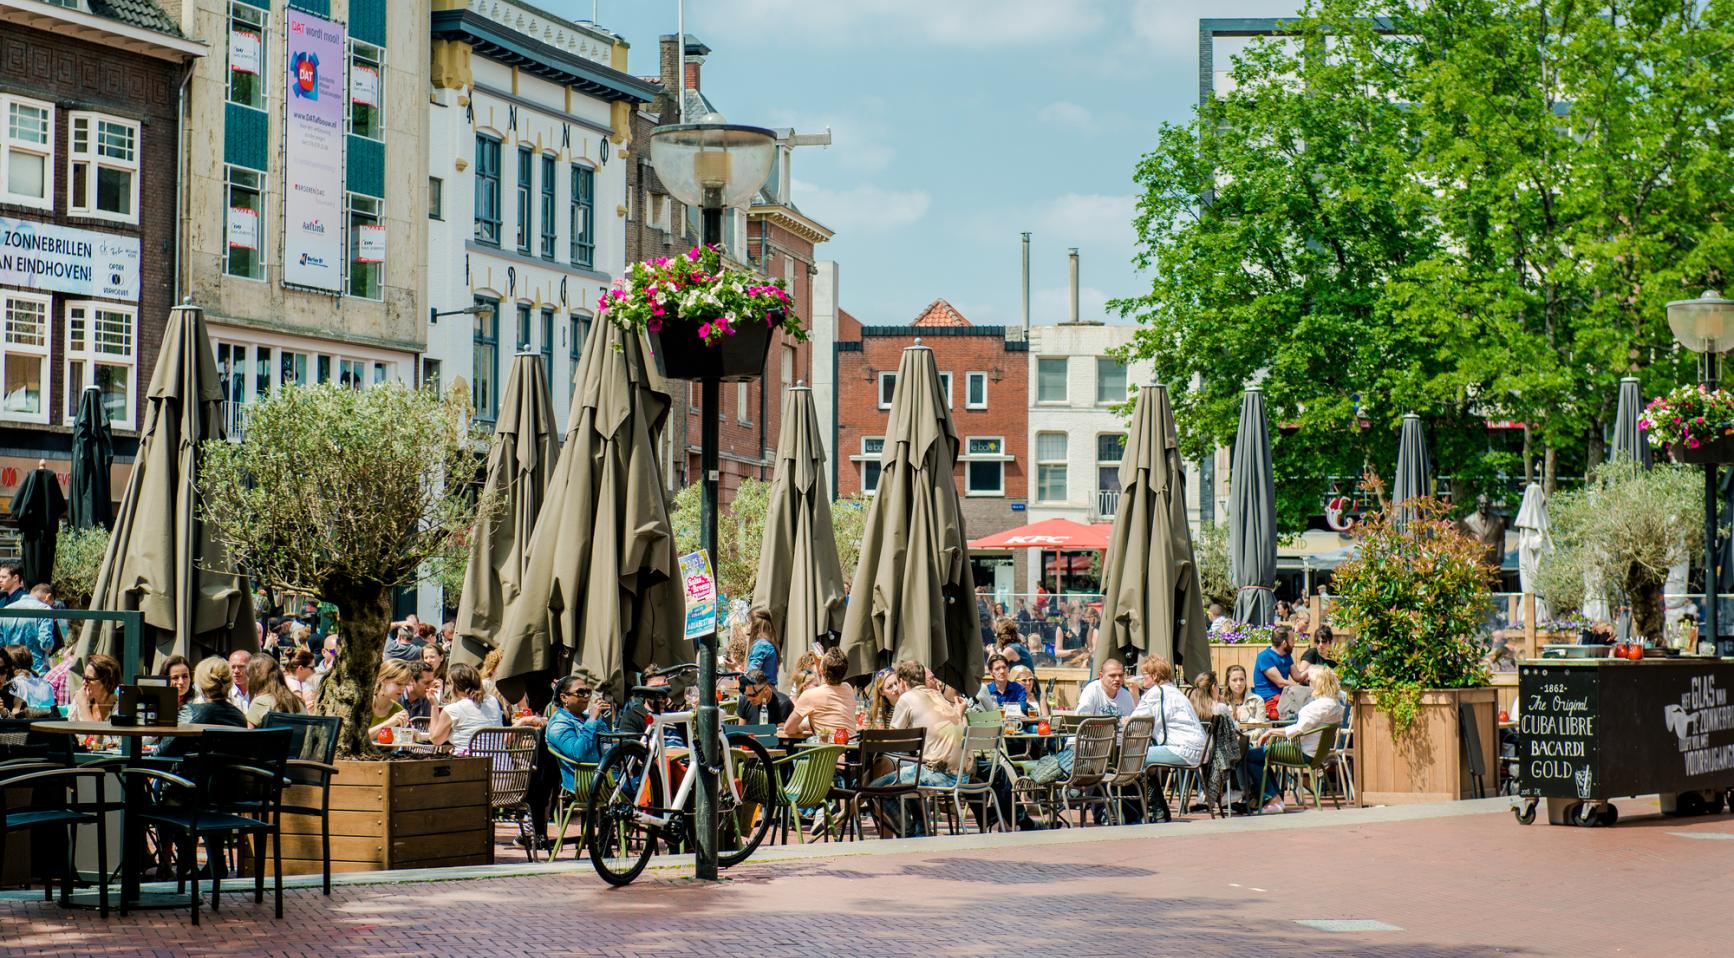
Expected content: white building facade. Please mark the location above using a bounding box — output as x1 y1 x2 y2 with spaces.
425 0 652 432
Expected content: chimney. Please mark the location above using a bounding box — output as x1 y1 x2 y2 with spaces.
1067 247 1080 325
1020 232 1031 337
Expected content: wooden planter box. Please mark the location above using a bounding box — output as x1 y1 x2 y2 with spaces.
276 756 492 875
1353 687 1497 805
1209 641 1309 680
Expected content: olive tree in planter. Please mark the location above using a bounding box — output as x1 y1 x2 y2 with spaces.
1539 460 1700 645
1333 497 1494 803
198 383 489 757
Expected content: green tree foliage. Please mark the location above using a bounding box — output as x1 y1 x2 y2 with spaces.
671 480 873 603
198 384 490 756
1194 521 1234 611
1117 0 1734 530
51 522 109 609
1332 498 1494 738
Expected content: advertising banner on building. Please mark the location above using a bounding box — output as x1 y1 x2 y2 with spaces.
226 207 259 250
0 216 140 301
282 9 345 292
230 29 261 75
356 224 386 264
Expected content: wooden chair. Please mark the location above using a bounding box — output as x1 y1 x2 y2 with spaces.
467 727 541 860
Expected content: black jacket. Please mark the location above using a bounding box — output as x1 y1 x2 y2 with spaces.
160 700 249 757
736 690 794 727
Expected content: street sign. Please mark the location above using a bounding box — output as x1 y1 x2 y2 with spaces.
679 550 717 642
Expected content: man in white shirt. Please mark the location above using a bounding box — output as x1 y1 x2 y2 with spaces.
227 649 252 710
1074 658 1136 718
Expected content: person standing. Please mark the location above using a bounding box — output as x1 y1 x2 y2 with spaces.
0 583 57 673
746 609 780 685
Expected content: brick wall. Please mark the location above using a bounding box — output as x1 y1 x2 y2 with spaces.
0 23 183 451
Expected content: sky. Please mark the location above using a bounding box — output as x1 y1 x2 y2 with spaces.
560 0 1302 327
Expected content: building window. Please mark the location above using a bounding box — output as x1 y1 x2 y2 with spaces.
736 381 749 424
316 354 332 384
1096 357 1128 404
64 302 136 430
373 361 388 385
1036 432 1068 503
1097 433 1125 517
224 166 265 279
569 311 590 384
539 154 557 260
428 176 443 219
338 358 365 390
938 372 953 408
474 135 501 245
254 346 272 399
964 436 1005 496
227 2 266 110
781 345 795 392
279 350 309 388
346 194 383 300
877 371 896 409
348 40 383 141
860 436 885 494
539 307 554 371
965 371 987 410
570 164 595 268
1 292 51 424
1 95 53 209
68 113 139 222
472 297 498 421
516 303 532 352
1036 357 1068 403
515 146 533 254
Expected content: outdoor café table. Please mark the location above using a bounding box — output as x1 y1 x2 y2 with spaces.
30 719 227 910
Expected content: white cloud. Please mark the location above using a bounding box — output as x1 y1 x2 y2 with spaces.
1037 193 1137 250
701 0 1107 47
1037 101 1094 130
791 178 930 233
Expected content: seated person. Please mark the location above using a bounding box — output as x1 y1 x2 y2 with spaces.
430 663 502 754
1223 664 1265 726
546 673 611 785
1008 665 1049 722
780 648 860 740
1293 627 1339 684
1074 658 1136 718
871 659 966 836
735 669 794 727
618 681 677 745
1238 666 1345 815
974 653 1029 712
160 658 248 757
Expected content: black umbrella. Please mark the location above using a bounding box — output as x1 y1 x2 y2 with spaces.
1230 387 1277 625
9 463 65 587
69 385 114 530
1392 413 1431 529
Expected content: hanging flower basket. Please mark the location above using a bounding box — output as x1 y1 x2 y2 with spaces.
598 244 800 383
1644 385 1734 463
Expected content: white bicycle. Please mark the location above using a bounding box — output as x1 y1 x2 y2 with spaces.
584 666 775 885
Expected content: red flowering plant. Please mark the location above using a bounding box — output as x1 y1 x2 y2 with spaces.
1640 384 1734 451
596 244 800 346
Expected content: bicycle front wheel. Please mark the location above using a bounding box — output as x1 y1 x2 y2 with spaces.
718 732 776 869
585 741 658 886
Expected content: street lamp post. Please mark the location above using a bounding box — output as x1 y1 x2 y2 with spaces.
1668 290 1734 656
646 113 775 880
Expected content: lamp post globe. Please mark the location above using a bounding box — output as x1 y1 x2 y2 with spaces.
646 112 775 880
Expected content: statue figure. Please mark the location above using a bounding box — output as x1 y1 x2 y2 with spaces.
1458 494 1507 569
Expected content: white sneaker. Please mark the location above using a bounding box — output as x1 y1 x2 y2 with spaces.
1261 799 1285 815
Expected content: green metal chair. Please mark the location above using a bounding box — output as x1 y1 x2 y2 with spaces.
547 745 598 860
761 743 848 844
966 710 1006 728
1259 725 1339 810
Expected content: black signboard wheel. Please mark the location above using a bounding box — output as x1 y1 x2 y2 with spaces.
1513 801 1536 825
1600 804 1619 826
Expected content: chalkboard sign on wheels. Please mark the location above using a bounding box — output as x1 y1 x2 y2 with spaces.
1518 660 1734 803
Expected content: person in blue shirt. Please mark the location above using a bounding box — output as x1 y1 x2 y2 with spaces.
746 608 780 685
974 653 1030 711
1252 625 1299 703
0 563 26 607
546 673 610 793
0 583 57 673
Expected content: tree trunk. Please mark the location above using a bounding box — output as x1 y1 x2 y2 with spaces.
1543 446 1557 496
315 585 392 758
1522 426 1534 485
1627 568 1665 645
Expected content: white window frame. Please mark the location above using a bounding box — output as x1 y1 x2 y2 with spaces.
851 436 885 495
347 38 385 143
1036 357 1068 404
961 435 1007 497
67 111 140 224
736 381 750 424
344 193 383 301
938 371 953 409
1036 431 1069 504
1096 357 1128 405
965 371 988 410
1 94 54 210
877 371 897 409
227 1 267 111
224 164 266 281
63 301 137 431
0 291 52 425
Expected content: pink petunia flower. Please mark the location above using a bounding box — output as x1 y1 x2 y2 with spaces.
648 318 663 333
699 322 712 338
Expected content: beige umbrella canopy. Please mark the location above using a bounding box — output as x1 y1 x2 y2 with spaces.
838 343 983 696
752 385 845 681
79 303 255 670
1097 384 1208 677
491 319 683 704
452 352 559 668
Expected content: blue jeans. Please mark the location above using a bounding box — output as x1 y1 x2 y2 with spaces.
1144 744 1190 766
870 765 957 836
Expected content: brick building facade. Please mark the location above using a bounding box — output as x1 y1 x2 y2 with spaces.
0 1 203 517
834 300 1030 592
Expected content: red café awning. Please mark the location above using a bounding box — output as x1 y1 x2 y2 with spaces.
969 517 1112 552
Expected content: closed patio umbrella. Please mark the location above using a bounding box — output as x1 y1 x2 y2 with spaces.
1230 387 1276 626
752 385 845 682
452 352 559 668
1392 413 1431 529
1610 376 1652 466
78 302 255 670
9 464 64 588
1514 483 1551 624
491 318 682 705
1097 384 1209 677
837 343 982 696
69 385 114 530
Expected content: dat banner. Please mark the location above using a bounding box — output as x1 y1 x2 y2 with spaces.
282 9 345 292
